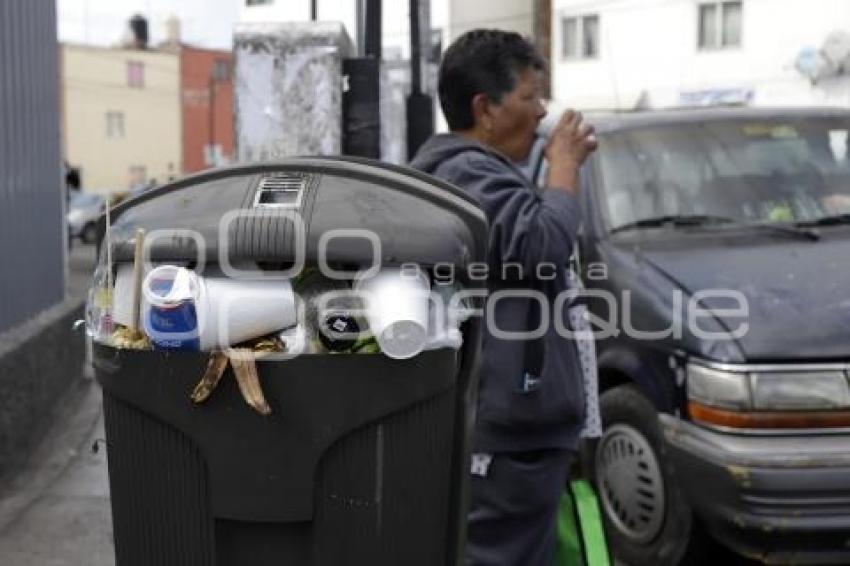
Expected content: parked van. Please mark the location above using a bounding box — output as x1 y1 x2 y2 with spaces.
534 107 850 565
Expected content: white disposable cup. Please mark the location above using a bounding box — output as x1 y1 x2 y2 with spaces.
355 268 430 359
115 262 173 328
113 263 139 328
142 265 297 350
143 265 197 306
197 276 297 350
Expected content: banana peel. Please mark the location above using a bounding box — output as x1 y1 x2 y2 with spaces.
187 332 378 414
110 326 152 350
191 352 229 403
247 336 285 354
190 348 274 416
230 351 272 416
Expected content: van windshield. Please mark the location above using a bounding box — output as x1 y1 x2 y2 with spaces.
597 118 850 231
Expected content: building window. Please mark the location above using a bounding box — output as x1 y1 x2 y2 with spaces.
582 15 599 58
127 61 145 88
129 166 147 189
212 59 230 82
106 112 125 139
699 1 742 49
561 14 600 59
246 0 273 6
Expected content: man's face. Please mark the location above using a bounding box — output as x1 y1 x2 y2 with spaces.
486 68 547 162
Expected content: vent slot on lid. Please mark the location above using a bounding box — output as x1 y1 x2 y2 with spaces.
254 173 308 209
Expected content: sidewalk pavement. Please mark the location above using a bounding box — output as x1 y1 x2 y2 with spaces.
0 378 113 566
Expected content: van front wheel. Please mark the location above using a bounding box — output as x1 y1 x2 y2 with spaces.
591 385 701 566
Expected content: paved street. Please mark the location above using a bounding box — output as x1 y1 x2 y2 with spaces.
67 241 99 300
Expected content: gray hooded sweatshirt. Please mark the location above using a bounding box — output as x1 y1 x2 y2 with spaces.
411 133 586 452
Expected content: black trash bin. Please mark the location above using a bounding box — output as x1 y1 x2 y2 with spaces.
89 158 488 566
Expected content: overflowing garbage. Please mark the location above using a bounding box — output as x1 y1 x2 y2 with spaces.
85 230 471 414
89 262 466 357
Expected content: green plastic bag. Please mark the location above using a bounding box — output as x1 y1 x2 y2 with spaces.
553 480 611 566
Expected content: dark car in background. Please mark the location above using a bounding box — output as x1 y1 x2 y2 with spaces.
67 190 105 244
538 107 850 565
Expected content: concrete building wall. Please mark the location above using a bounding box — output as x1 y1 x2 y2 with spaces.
0 0 89 484
234 22 352 161
181 47 235 173
0 0 65 334
62 44 182 193
552 0 850 110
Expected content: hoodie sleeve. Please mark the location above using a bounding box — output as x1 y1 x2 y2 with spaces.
436 154 582 274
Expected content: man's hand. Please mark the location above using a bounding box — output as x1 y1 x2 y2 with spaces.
545 110 598 195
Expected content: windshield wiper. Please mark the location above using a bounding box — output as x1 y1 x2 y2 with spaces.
610 215 735 233
611 214 820 240
796 213 850 227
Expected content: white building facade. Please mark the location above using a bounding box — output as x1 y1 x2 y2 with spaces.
62 44 182 193
552 0 850 110
448 0 534 40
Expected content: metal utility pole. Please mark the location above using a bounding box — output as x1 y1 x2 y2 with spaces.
208 62 229 167
410 0 422 95
533 0 553 99
365 0 382 60
310 0 318 21
407 0 434 159
355 0 365 56
342 0 382 159
208 77 217 166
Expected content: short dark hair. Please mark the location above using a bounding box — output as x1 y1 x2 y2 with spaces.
438 29 545 131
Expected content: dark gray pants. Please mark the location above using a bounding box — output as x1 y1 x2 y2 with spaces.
466 449 574 566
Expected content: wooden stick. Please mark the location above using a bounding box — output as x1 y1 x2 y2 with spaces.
130 228 146 332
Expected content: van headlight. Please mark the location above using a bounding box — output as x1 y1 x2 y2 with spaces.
686 364 751 410
686 363 850 429
750 371 850 410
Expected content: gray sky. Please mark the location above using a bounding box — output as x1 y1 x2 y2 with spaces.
58 0 448 53
58 0 241 49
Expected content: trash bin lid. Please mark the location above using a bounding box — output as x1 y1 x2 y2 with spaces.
105 157 487 278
